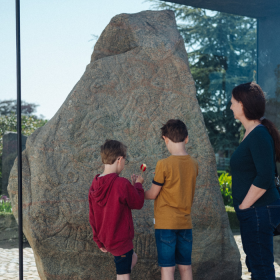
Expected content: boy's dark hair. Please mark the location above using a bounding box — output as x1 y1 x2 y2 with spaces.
100 140 127 164
161 119 188 143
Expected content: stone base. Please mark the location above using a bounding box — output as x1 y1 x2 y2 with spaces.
0 214 18 241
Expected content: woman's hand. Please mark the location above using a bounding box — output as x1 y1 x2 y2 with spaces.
240 184 266 209
239 204 250 210
100 247 108 253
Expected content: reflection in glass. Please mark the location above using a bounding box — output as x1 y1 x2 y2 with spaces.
151 1 257 171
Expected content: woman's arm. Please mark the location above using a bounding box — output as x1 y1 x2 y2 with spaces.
239 184 266 209
239 129 275 209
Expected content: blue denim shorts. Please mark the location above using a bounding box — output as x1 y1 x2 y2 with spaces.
155 229 192 267
113 249 133 275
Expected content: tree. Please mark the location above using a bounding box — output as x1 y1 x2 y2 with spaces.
150 1 257 154
0 100 39 117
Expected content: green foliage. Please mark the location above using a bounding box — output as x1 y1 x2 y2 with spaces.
149 1 257 154
0 114 47 156
219 173 233 206
225 205 235 212
0 197 12 213
217 170 226 176
0 100 38 116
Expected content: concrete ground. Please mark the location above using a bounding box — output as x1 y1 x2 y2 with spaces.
231 230 280 280
1 233 280 279
0 240 39 280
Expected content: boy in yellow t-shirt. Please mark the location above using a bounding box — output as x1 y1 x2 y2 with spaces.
145 119 198 280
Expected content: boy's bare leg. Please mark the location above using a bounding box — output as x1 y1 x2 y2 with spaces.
117 274 130 280
161 266 175 280
178 265 193 280
131 252 137 269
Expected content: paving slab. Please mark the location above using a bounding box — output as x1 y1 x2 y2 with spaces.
1 235 280 279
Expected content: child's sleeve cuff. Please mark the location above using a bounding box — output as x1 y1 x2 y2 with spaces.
94 239 104 248
152 180 164 186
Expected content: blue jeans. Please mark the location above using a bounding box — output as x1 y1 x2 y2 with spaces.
155 229 192 267
235 199 280 280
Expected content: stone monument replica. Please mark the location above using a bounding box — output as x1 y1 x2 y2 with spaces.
2 132 27 195
8 10 241 280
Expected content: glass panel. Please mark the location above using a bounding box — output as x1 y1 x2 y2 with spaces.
150 1 257 172
0 0 152 250
1 1 279 279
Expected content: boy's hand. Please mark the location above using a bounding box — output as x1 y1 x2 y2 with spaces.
136 175 144 184
100 247 108 253
131 174 137 186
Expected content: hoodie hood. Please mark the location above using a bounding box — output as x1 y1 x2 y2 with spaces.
89 173 118 207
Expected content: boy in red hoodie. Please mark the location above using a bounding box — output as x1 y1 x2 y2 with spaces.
88 140 144 280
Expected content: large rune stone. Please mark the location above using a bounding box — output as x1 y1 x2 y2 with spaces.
8 10 241 280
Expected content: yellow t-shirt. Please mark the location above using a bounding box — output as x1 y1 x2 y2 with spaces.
152 155 198 229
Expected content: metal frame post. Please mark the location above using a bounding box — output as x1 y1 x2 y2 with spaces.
15 0 23 279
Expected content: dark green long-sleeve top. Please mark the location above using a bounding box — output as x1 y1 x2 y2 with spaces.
230 125 279 207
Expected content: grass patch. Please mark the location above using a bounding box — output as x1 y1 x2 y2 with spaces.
225 206 239 229
0 212 13 217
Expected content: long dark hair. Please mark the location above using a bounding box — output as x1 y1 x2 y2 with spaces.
232 82 280 162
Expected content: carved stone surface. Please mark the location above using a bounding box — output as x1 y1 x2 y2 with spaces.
8 10 241 280
2 132 27 195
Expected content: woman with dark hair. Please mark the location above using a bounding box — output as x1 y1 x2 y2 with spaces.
230 82 280 279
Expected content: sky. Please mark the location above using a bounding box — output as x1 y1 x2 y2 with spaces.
0 0 155 120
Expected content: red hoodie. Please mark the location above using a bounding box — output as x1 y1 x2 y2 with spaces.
88 173 144 256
